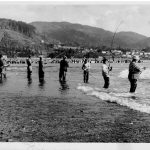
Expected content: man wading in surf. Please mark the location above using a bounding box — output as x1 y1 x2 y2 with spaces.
39 56 44 82
128 55 142 93
59 56 69 82
26 55 32 79
0 54 4 78
102 57 112 88
82 58 90 83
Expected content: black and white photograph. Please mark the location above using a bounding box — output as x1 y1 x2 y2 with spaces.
1 0 150 148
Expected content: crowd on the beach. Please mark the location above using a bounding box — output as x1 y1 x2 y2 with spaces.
0 54 146 93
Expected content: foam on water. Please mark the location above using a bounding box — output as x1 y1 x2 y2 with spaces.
77 84 150 114
119 69 150 79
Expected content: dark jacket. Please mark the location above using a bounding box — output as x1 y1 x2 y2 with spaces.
128 61 141 80
60 60 69 72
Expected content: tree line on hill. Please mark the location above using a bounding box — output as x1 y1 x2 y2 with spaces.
0 19 36 37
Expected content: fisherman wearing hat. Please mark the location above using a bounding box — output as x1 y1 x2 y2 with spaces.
102 57 112 88
59 55 69 81
128 55 142 93
82 58 90 83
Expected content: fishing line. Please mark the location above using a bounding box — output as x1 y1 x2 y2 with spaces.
89 72 99 80
108 20 124 73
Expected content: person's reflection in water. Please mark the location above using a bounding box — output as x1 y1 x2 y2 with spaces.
27 75 32 86
0 77 6 85
59 80 69 94
39 78 45 90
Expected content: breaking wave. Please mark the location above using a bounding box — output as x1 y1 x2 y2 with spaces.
119 69 150 79
77 84 150 114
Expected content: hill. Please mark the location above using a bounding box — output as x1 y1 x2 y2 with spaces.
31 21 148 48
0 18 44 56
0 19 149 57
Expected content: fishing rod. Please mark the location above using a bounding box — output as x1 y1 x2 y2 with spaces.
89 72 99 80
49 50 67 63
53 50 66 59
108 20 124 69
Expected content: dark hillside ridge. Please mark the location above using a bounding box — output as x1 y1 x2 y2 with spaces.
31 21 149 48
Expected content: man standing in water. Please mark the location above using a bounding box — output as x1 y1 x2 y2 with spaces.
39 56 44 81
82 58 90 83
128 55 142 93
102 57 112 88
0 54 4 78
59 56 69 82
26 55 32 78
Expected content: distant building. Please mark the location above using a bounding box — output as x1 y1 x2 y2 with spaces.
102 51 106 54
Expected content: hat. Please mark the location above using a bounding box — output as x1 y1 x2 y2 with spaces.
132 55 139 60
63 55 67 59
102 57 107 62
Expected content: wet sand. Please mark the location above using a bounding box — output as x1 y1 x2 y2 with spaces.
0 93 150 142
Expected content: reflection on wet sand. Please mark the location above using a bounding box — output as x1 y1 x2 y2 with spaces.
27 75 32 86
59 80 69 94
39 78 45 89
0 77 7 85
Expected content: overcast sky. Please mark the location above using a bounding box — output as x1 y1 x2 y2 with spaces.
0 2 150 37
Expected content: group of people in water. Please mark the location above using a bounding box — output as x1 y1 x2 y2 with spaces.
82 55 145 93
0 54 145 93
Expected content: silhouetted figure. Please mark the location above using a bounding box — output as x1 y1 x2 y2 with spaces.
0 54 4 79
59 56 69 81
26 55 32 78
38 56 44 82
59 80 69 92
82 59 90 83
27 76 32 86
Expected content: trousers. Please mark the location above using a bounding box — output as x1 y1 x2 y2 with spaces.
83 70 89 83
59 70 67 81
103 76 109 89
129 78 137 93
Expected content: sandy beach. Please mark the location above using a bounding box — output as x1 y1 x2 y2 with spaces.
0 92 150 142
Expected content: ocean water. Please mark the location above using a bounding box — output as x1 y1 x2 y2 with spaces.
1 62 150 114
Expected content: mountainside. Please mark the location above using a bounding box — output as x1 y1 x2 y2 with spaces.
0 18 149 56
116 31 147 48
31 21 114 47
134 37 150 48
0 19 42 47
31 21 148 48
0 19 45 56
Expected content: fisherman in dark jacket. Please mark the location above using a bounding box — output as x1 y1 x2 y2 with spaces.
128 55 142 93
39 56 44 81
59 56 69 81
0 54 4 78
